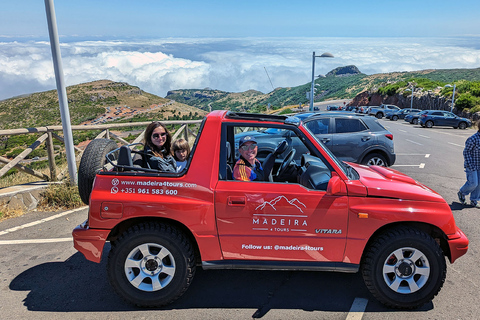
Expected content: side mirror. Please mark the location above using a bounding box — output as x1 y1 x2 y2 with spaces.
326 173 347 196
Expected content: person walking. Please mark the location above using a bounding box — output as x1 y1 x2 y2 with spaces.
458 119 480 207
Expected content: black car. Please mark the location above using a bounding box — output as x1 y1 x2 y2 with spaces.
235 112 396 166
386 108 421 121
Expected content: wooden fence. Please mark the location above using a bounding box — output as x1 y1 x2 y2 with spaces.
0 120 203 182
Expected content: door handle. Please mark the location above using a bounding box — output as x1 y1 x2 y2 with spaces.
321 138 330 143
228 196 246 206
361 136 371 142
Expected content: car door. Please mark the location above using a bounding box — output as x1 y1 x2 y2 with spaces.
304 118 333 151
215 125 348 262
429 111 444 125
442 112 458 127
331 117 371 163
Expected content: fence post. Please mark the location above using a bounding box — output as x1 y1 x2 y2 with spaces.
183 123 188 141
106 129 110 139
46 131 57 181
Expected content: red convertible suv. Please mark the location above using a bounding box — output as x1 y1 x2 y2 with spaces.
73 110 468 309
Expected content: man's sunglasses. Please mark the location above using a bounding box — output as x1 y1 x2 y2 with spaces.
152 132 167 139
240 143 257 151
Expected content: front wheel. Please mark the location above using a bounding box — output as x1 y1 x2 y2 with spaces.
361 227 446 309
412 118 419 125
107 222 196 307
376 113 383 119
361 153 387 166
458 122 467 130
392 115 399 121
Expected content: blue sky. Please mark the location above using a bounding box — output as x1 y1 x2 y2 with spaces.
1 1 480 100
2 0 480 38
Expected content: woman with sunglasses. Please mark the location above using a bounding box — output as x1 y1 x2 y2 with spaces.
233 135 265 181
133 121 176 172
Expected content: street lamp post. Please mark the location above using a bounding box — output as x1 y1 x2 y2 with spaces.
309 52 334 111
445 84 456 112
410 86 414 109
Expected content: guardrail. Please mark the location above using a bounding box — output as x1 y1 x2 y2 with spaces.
0 120 203 182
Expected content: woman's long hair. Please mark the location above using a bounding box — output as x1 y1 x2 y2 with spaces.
144 121 172 157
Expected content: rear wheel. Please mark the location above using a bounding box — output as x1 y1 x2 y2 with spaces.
376 113 383 119
425 120 434 128
362 227 446 309
107 222 196 307
78 139 118 204
362 153 387 166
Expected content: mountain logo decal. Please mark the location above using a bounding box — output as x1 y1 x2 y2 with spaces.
255 196 306 213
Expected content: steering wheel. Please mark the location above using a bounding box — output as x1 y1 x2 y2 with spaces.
263 140 289 181
275 149 296 177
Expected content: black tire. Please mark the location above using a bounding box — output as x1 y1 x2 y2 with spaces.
107 222 196 307
458 122 467 130
392 115 399 121
78 139 118 204
425 120 434 128
376 113 383 119
361 227 446 309
412 118 419 125
361 153 387 166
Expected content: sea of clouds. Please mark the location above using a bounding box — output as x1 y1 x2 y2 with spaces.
1 36 480 101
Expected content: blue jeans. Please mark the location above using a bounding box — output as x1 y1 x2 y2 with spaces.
460 169 480 202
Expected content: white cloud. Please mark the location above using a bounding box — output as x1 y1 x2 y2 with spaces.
1 37 480 101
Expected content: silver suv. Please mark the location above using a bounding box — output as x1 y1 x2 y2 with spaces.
236 113 396 166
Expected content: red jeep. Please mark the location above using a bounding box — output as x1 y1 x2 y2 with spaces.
73 110 468 309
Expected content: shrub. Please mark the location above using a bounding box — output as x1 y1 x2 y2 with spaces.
39 180 83 210
455 93 479 111
279 108 294 115
378 81 408 96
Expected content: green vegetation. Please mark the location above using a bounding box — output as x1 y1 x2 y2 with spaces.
166 68 480 112
39 180 83 210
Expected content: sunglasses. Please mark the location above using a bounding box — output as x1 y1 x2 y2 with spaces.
240 143 257 151
152 132 167 139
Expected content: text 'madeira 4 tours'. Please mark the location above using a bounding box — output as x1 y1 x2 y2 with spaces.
73 110 468 309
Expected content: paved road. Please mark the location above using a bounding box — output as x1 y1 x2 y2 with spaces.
0 116 479 320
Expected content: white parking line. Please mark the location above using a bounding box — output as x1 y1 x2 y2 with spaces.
396 153 429 157
398 129 407 133
448 142 464 147
418 134 430 139
0 238 72 245
392 163 425 168
405 139 423 146
346 298 368 320
0 206 87 236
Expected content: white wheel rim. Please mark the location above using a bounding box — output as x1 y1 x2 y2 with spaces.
382 247 430 294
124 243 176 292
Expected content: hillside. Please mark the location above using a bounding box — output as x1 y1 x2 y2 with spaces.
165 67 480 112
0 80 206 129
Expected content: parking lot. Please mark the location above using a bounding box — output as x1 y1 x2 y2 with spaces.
0 115 479 320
